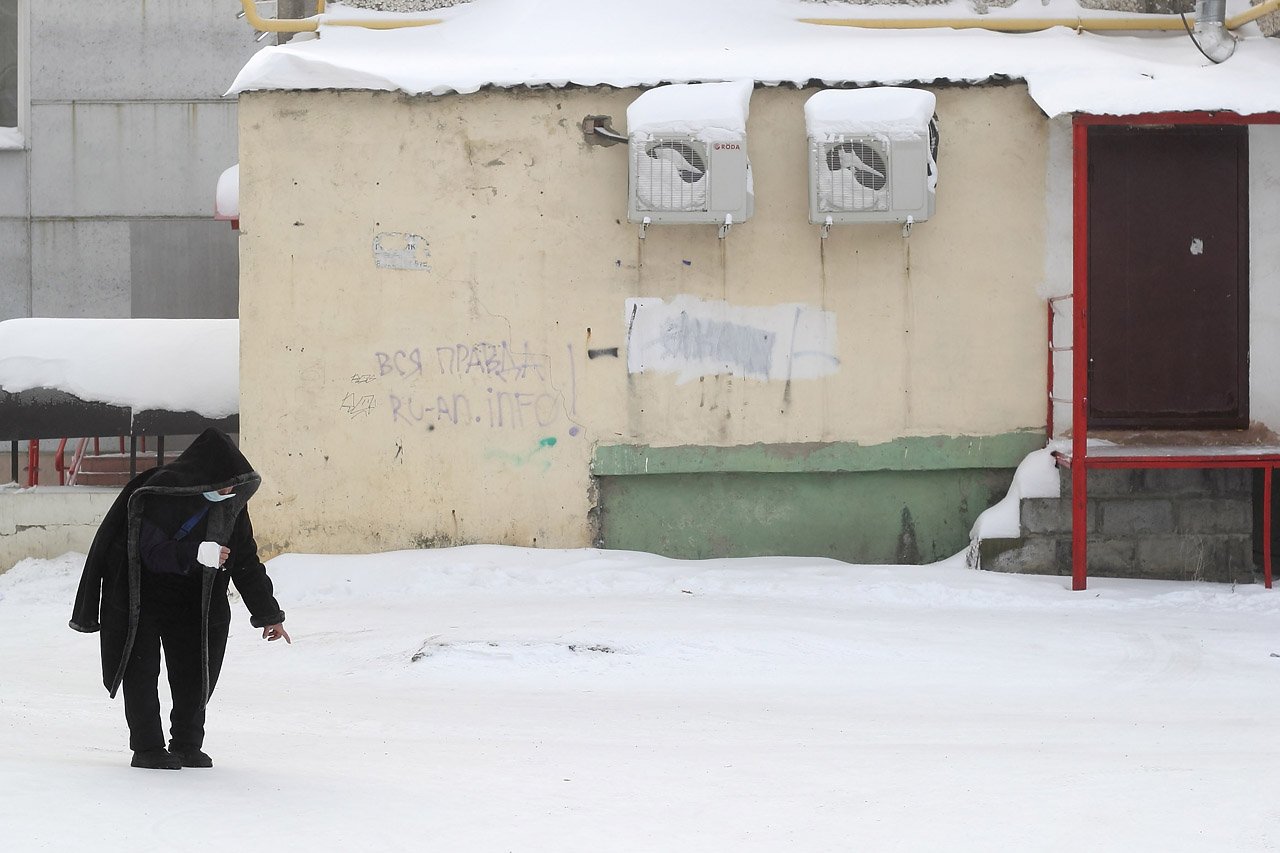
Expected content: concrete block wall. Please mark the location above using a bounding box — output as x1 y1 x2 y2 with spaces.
0 485 116 572
1255 0 1280 38
980 468 1257 583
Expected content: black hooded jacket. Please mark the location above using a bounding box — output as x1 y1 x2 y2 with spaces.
70 428 285 699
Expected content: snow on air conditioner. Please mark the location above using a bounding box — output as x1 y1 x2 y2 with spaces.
626 81 754 237
806 88 938 231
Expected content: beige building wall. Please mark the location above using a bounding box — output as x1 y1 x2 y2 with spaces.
237 84 1048 555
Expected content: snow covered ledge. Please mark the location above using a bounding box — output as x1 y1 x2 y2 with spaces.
0 318 239 417
964 446 1062 570
0 484 116 574
0 128 24 151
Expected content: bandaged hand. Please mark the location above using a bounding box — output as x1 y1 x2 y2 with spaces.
197 541 230 569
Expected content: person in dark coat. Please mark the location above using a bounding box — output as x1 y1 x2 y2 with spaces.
70 428 290 770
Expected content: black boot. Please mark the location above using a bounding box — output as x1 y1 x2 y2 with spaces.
131 747 181 770
168 743 213 768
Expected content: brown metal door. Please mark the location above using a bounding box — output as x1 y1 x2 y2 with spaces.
1087 125 1249 429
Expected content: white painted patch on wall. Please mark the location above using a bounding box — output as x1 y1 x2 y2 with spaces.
1190 237 1204 256
373 232 431 270
624 295 839 384
1249 125 1280 431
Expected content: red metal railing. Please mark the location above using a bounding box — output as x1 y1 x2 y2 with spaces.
47 435 155 487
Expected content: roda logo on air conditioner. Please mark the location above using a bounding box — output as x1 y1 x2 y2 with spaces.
713 142 742 151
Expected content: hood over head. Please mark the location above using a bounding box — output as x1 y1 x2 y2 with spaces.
130 428 261 543
142 428 261 503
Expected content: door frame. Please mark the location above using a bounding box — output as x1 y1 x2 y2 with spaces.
1068 111 1280 439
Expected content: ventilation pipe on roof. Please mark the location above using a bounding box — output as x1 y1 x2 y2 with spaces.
1192 0 1237 63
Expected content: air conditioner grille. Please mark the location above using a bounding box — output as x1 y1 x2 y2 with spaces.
814 137 890 213
632 138 710 212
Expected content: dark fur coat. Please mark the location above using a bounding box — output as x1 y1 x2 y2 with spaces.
70 428 285 699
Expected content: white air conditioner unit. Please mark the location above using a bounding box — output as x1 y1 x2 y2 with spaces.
628 134 753 225
624 81 755 234
806 88 938 227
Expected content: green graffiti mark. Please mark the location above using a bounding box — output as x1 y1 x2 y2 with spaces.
486 436 559 471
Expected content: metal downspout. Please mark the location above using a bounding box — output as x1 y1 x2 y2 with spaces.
1193 0 1237 62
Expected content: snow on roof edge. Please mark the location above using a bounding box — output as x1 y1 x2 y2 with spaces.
222 1 1280 119
0 319 240 418
226 70 1280 123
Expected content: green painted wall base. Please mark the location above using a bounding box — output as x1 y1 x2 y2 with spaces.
594 433 1043 564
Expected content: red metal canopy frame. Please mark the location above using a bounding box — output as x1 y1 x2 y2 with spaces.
1061 111 1280 591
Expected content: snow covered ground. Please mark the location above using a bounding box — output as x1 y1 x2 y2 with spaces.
4 546 1280 851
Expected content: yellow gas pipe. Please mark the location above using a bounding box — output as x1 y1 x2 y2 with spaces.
238 0 441 33
800 0 1280 33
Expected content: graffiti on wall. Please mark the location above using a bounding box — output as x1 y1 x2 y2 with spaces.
371 339 580 436
625 295 839 384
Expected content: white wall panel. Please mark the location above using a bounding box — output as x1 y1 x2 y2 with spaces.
31 219 130 317
0 217 29 319
30 0 259 102
29 101 238 217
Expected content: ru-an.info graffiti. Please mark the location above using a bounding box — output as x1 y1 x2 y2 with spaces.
374 341 581 435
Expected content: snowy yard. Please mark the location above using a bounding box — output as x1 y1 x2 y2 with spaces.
3 546 1280 851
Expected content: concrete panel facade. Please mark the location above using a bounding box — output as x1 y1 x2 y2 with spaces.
29 101 238 218
131 219 239 319
30 218 131 317
29 0 258 102
0 217 29 320
236 85 1050 556
0 148 25 216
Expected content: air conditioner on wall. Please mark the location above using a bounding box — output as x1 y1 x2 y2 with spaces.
628 135 753 223
806 88 938 227
625 81 754 234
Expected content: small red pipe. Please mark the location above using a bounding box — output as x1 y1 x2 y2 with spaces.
1265 467 1273 589
26 439 38 488
54 437 68 486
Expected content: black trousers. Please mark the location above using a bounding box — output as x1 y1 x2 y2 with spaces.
121 601 228 752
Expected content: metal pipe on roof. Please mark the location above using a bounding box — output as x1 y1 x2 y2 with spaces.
799 16 1187 31
237 0 442 34
799 0 1280 34
1227 0 1280 27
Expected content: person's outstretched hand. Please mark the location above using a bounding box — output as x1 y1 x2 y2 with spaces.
263 624 291 644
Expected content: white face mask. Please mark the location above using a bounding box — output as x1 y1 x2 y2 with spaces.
203 490 236 502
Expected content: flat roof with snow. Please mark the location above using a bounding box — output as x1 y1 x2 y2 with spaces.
226 0 1280 118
